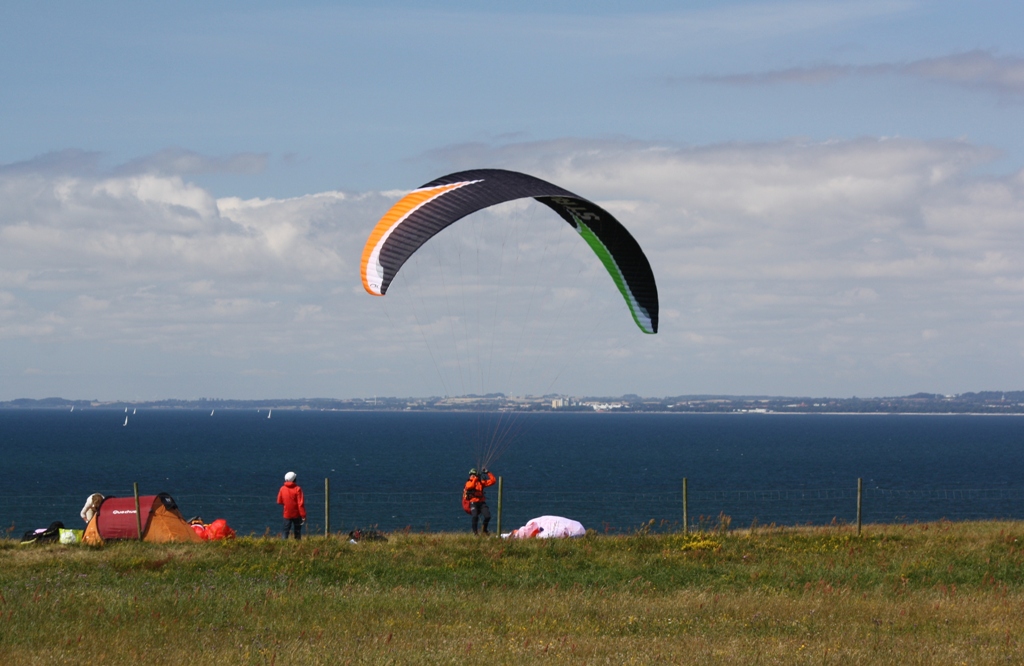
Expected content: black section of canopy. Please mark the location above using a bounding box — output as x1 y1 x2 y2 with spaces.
376 168 658 333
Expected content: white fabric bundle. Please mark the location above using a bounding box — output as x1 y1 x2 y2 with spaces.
506 515 586 539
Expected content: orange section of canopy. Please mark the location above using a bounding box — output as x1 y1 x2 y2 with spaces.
360 183 465 295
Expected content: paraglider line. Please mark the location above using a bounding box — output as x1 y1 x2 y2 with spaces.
517 218 592 390
378 299 438 401
503 212 554 393
431 236 467 395
393 268 453 399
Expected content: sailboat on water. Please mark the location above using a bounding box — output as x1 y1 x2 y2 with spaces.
70 406 74 413
123 415 128 427
211 409 215 416
267 409 272 419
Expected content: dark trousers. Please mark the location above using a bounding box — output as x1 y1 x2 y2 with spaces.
470 502 490 534
283 517 303 540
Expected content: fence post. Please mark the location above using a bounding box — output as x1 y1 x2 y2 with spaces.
325 477 330 537
133 482 143 541
682 477 689 535
496 476 503 536
856 477 863 537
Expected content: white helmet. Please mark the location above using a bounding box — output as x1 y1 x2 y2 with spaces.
284 471 297 482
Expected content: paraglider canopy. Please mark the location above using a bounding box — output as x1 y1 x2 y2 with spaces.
361 168 659 334
505 515 587 539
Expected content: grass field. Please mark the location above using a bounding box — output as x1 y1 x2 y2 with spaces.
3 521 1024 664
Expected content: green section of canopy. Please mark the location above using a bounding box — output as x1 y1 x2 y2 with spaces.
575 218 655 334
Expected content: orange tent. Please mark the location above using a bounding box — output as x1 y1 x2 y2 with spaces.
83 493 201 545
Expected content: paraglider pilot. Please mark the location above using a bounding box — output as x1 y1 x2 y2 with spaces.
464 468 496 535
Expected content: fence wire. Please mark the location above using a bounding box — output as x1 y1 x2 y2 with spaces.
5 486 1024 537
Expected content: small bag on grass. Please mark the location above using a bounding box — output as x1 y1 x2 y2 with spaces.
59 528 84 545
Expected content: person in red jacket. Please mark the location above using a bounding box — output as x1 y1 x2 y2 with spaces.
277 471 307 540
463 468 496 535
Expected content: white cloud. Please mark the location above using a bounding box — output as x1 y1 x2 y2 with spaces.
348 0 913 61
115 148 269 176
0 160 389 377
3 138 1024 399
906 51 1024 96
700 65 855 86
700 50 1024 99
424 137 1024 394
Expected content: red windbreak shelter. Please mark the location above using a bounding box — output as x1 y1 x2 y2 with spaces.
95 496 149 539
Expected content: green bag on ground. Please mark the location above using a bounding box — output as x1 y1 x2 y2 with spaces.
59 529 84 545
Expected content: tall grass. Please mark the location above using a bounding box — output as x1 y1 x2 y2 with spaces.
3 521 1024 664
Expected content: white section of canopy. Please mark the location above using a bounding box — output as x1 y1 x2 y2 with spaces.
506 515 586 539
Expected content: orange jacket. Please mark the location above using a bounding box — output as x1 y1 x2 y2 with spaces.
463 471 496 504
277 481 306 519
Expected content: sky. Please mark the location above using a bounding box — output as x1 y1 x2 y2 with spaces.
2 0 1024 400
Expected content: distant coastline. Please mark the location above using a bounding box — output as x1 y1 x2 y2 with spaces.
4 391 1024 415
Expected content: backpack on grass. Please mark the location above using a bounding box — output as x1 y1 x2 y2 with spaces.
21 521 65 545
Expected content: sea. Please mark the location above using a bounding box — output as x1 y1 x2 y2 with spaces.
3 409 1024 537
